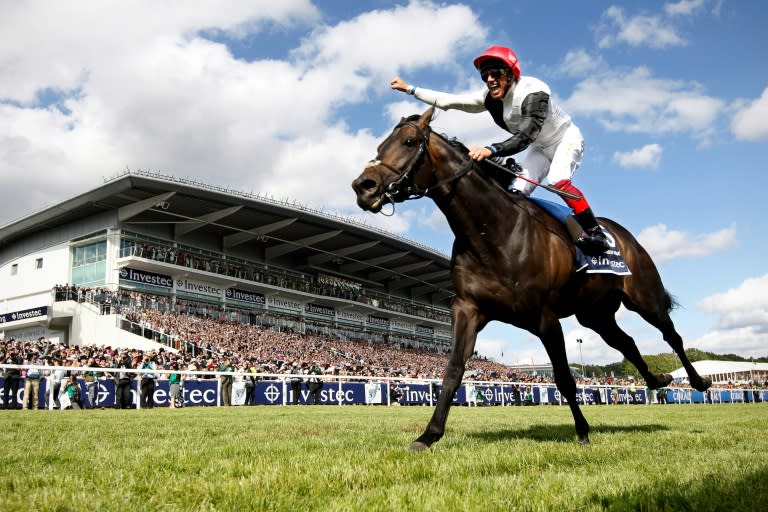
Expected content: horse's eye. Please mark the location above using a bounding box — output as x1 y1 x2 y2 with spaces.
404 138 417 147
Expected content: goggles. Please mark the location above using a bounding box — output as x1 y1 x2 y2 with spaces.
480 67 508 81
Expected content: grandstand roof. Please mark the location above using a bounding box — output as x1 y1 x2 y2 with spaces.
670 360 768 382
0 170 453 306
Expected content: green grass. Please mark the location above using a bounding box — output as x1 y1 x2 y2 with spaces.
1 404 767 511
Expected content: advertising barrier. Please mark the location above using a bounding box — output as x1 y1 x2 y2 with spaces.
1 369 766 409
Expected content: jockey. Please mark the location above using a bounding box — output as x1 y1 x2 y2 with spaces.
390 45 609 254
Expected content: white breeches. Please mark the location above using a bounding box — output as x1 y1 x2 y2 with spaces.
513 124 585 195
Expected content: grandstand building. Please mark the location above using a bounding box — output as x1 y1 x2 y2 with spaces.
0 170 453 352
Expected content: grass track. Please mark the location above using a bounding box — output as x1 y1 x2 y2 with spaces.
1 404 767 511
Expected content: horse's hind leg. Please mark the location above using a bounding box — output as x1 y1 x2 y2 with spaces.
578 309 672 390
616 278 713 391
633 307 712 392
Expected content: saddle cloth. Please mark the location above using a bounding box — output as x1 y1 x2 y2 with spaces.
528 197 632 276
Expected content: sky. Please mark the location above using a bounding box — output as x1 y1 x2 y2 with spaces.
1 0 766 368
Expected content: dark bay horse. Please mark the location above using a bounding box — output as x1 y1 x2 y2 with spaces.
352 106 711 452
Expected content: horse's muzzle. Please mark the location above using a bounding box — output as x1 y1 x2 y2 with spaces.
351 173 385 212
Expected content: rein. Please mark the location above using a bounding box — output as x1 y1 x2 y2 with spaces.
367 119 475 216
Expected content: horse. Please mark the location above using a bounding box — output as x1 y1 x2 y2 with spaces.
352 106 712 452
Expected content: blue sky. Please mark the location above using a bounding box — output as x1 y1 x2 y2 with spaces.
1 0 766 366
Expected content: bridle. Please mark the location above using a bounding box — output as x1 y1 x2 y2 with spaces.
366 118 475 216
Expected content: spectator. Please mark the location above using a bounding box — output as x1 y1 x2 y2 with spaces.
523 387 534 406
388 382 404 405
465 382 478 407
306 364 323 405
512 383 522 406
139 353 158 409
49 357 67 410
22 352 43 410
244 360 258 406
2 346 23 409
114 353 134 409
218 357 233 406
62 375 83 410
288 363 302 405
168 363 183 409
83 357 99 409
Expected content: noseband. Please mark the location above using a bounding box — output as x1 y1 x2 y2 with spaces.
367 119 475 215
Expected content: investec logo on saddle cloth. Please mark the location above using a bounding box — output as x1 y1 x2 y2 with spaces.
527 198 631 276
575 228 631 276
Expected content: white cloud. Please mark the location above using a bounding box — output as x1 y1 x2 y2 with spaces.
689 274 768 356
731 88 768 142
422 207 451 234
613 144 663 169
636 224 737 262
0 1 322 104
294 1 482 84
563 67 723 142
689 327 767 359
696 274 768 331
558 49 604 77
0 1 488 225
664 0 705 16
596 6 687 49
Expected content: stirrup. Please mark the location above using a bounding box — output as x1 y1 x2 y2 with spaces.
576 228 609 255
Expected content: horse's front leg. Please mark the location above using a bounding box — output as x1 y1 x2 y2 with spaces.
539 313 590 444
410 299 481 452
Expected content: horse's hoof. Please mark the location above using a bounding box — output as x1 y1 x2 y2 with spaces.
693 377 713 392
579 436 590 445
647 373 673 389
409 441 430 453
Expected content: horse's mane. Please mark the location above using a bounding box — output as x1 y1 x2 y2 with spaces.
402 113 471 154
429 127 516 194
404 112 522 199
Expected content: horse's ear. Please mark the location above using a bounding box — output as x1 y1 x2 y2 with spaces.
420 105 436 128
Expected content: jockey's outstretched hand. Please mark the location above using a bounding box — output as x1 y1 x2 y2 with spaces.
390 76 411 93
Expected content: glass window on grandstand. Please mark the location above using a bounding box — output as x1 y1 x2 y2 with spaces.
176 295 223 320
72 240 107 287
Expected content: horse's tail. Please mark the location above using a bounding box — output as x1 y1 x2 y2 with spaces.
664 289 680 314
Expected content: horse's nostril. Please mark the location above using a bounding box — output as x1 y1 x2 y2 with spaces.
353 178 378 193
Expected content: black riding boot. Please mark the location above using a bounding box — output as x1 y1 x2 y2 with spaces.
569 208 609 255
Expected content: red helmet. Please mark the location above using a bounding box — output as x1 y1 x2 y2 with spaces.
473 46 521 81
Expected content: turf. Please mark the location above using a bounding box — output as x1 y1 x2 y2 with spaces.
1 404 766 511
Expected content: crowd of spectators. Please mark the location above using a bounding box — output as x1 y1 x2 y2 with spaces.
118 237 451 323
4 297 513 384
55 284 451 354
